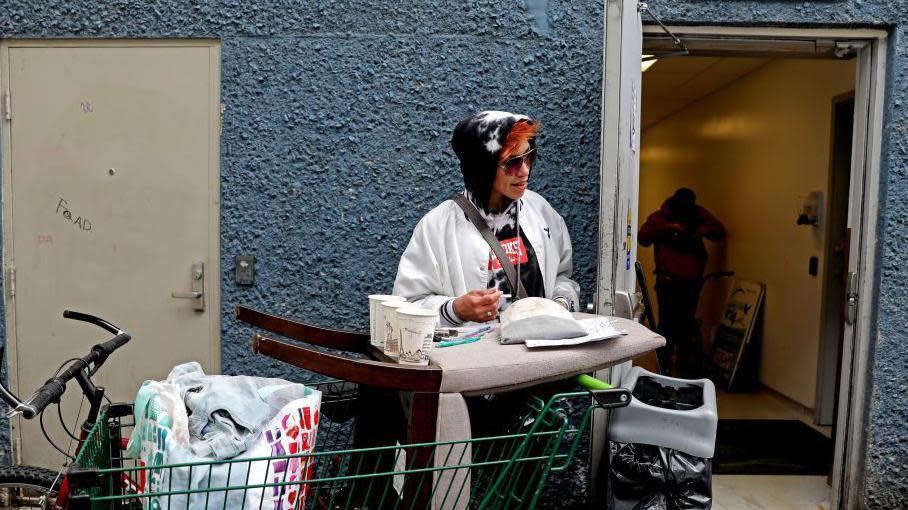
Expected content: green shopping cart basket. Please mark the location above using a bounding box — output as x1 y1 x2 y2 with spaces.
66 379 630 510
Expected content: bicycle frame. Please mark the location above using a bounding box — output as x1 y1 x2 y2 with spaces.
0 311 131 509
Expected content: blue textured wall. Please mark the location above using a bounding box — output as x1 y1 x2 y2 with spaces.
1 1 907 507
0 0 605 478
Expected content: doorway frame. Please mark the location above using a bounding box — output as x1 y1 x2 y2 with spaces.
0 38 223 463
635 25 887 510
816 91 856 428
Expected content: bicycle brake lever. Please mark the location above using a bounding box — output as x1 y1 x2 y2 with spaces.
6 405 26 419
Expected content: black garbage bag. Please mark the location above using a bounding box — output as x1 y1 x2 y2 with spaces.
632 376 703 411
607 441 712 510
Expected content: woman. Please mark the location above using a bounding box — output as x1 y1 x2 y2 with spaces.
393 110 580 325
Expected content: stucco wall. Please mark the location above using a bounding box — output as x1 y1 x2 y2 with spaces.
1 1 907 507
0 0 605 497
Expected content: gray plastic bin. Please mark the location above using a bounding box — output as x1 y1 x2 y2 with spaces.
605 367 718 510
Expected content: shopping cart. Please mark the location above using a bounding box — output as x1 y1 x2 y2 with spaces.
65 379 630 510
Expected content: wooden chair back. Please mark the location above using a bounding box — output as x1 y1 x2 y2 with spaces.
237 305 442 392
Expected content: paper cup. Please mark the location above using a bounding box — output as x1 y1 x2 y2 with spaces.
396 306 438 366
381 300 409 358
369 295 405 348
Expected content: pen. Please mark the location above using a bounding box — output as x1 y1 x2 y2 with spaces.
436 336 482 348
434 324 493 342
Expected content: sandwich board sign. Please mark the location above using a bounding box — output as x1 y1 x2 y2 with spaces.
708 279 765 389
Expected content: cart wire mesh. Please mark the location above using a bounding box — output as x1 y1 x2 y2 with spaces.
68 381 602 510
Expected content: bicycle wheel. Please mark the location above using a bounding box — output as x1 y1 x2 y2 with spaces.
0 466 59 509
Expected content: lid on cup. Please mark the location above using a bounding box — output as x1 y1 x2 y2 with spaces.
368 294 406 301
396 306 437 318
381 300 409 309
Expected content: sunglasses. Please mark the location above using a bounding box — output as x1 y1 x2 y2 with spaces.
500 147 536 176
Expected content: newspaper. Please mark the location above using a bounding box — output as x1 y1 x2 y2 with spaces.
525 316 627 348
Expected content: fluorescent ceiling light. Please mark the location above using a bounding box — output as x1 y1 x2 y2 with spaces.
642 55 657 72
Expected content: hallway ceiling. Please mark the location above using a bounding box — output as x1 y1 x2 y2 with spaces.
642 56 770 128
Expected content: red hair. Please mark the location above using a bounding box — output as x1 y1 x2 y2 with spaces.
500 120 541 162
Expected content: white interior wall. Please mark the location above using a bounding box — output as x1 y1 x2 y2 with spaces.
638 58 856 407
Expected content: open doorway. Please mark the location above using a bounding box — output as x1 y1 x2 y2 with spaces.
637 48 857 506
592 16 885 509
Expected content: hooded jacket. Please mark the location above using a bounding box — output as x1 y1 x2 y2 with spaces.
451 110 535 213
393 111 580 326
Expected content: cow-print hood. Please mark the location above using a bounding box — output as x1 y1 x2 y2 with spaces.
451 111 534 213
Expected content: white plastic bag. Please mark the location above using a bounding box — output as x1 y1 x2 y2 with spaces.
127 377 321 509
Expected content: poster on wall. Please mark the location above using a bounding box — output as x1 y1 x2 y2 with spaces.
708 279 765 390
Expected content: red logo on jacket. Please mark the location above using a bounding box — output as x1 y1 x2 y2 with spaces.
488 236 529 270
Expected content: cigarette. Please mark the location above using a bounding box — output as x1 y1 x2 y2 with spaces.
500 294 512 299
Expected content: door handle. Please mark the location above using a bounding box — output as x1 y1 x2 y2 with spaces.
172 262 205 312
171 291 202 299
613 291 639 320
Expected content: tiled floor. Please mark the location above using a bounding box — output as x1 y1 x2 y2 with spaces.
714 388 833 508
717 387 832 438
713 475 830 509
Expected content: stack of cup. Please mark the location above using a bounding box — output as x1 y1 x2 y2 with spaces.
396 306 438 366
368 295 406 349
380 300 409 358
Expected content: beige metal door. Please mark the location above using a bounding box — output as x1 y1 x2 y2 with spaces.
1 41 221 468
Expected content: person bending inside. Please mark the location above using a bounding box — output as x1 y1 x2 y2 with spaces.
639 188 725 376
393 110 580 324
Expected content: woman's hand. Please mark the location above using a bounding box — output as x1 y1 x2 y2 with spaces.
453 289 502 323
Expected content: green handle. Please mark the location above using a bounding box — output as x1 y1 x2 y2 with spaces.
576 374 614 390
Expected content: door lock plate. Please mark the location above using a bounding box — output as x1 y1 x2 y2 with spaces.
172 262 205 312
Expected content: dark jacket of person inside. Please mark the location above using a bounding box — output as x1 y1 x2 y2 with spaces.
638 188 725 376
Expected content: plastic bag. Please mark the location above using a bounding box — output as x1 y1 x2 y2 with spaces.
607 441 712 510
128 376 321 509
631 376 704 411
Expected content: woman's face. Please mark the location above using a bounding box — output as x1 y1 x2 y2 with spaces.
491 139 533 205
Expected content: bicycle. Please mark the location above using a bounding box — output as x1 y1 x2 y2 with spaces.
0 310 131 509
1 311 631 509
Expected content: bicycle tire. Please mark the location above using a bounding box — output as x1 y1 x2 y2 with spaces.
0 465 59 509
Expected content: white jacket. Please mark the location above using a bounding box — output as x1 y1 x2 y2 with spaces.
393 190 580 325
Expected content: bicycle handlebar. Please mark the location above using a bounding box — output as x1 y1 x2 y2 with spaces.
95 332 131 357
655 270 735 283
63 310 123 336
21 379 66 419
702 271 735 281
1 311 130 419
